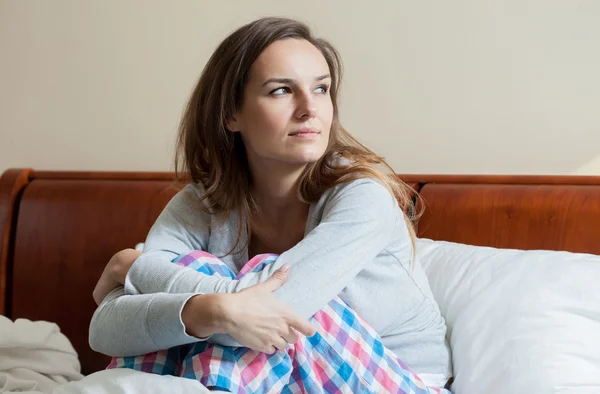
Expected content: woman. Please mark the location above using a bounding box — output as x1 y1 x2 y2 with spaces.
90 17 452 390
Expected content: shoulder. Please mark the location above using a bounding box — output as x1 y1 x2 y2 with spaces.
161 182 212 221
180 181 207 200
321 154 397 207
170 182 207 206
319 178 399 216
324 177 395 202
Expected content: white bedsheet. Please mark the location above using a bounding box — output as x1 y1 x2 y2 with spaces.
0 316 83 394
54 369 229 394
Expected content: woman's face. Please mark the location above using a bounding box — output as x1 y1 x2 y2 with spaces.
228 39 333 169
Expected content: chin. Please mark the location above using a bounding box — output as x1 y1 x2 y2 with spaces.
282 158 319 167
289 152 327 165
265 147 328 167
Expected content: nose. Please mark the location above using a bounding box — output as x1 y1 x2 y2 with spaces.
294 92 317 120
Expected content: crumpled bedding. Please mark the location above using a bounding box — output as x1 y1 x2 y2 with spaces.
54 369 225 394
0 316 83 394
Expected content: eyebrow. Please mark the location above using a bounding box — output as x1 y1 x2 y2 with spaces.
262 74 331 86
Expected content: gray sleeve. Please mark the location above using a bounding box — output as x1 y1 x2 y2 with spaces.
123 179 396 330
233 179 399 319
88 287 201 357
124 183 238 296
90 183 240 354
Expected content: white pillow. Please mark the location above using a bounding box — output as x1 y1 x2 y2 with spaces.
417 238 600 394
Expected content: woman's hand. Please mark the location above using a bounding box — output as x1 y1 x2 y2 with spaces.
182 265 318 353
224 265 318 353
92 249 142 305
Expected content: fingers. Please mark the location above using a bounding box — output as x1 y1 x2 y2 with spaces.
256 265 290 293
262 345 277 354
259 343 282 354
280 326 299 345
272 336 288 352
286 313 318 338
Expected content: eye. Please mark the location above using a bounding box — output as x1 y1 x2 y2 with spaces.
315 84 329 94
270 86 291 96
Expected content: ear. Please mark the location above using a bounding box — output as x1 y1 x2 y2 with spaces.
226 115 241 133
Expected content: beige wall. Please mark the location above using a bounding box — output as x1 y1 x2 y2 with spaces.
1 0 599 175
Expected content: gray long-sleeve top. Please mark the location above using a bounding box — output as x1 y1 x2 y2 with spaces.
89 178 452 379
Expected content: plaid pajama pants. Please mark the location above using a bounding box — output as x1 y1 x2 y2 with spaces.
108 251 451 394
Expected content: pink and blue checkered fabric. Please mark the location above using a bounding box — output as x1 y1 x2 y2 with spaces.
108 251 451 394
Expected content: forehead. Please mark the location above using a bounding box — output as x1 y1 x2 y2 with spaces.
249 39 330 82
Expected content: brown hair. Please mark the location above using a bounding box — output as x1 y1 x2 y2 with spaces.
175 17 418 257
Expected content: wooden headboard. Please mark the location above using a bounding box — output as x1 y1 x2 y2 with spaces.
2 169 600 375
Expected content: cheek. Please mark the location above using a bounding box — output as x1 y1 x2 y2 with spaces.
247 102 288 134
321 101 334 129
322 95 334 116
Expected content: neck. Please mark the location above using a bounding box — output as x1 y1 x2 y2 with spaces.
248 159 307 216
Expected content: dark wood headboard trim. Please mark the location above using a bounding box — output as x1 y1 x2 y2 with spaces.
399 174 600 186
28 171 600 185
31 171 177 181
0 168 33 316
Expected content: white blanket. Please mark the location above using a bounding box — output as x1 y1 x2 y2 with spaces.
54 369 230 394
0 316 83 394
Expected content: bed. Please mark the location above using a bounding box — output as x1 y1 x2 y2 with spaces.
1 168 599 392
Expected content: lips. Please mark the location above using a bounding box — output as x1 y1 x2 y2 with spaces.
289 127 320 136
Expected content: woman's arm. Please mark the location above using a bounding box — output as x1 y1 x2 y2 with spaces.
237 178 401 319
127 179 401 320
90 267 316 356
89 288 204 357
184 268 317 353
89 184 239 355
93 249 141 306
124 183 240 296
91 182 319 356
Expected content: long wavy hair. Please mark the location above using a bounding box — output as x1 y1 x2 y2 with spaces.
175 17 418 257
